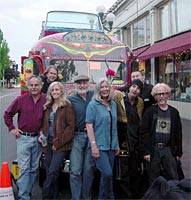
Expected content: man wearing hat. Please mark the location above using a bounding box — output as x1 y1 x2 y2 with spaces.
114 79 144 199
118 70 156 113
117 70 156 197
68 75 95 200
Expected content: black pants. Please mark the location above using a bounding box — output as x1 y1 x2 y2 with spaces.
128 154 142 199
148 147 178 184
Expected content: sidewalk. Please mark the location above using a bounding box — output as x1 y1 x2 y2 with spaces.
181 119 191 178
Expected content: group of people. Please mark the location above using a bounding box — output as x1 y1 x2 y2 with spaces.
4 66 182 200
114 70 183 198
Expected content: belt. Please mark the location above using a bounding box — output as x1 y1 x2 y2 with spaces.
155 143 168 148
20 132 39 137
75 128 87 132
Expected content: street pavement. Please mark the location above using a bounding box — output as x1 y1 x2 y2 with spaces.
181 119 191 179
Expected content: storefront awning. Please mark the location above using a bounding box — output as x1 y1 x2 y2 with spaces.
132 45 150 57
138 31 191 60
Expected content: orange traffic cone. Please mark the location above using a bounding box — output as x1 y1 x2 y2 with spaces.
0 162 14 200
0 171 1 187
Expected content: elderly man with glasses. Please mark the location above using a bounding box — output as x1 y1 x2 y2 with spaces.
140 83 183 185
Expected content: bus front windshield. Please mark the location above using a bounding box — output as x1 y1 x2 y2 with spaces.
45 11 103 31
50 59 126 85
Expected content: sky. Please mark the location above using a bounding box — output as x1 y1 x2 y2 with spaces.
0 0 116 67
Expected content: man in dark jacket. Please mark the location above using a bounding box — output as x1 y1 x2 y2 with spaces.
118 70 156 113
140 83 183 184
114 79 144 199
118 69 156 196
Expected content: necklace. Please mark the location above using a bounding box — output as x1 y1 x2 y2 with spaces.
52 104 58 113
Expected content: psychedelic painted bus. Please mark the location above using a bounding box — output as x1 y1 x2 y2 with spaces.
21 10 132 94
19 11 133 190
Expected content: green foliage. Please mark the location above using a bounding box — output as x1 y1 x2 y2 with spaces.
4 67 20 80
0 63 2 79
0 29 10 79
0 30 3 44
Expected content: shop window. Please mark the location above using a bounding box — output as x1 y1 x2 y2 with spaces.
159 51 191 102
175 51 191 102
146 16 151 44
159 3 170 39
159 0 191 39
126 26 131 48
171 0 191 34
132 15 150 48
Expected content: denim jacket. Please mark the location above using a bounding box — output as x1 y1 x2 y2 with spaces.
86 99 119 150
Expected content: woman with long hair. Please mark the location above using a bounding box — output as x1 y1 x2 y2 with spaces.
39 81 75 199
86 78 119 199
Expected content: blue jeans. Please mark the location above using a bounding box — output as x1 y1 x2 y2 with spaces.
70 132 95 200
95 150 116 200
16 135 41 200
42 143 69 199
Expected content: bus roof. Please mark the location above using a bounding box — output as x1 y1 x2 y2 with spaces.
40 10 104 38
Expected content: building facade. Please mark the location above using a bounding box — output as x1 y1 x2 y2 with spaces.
107 0 191 119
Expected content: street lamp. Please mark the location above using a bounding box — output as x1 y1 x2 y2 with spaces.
96 5 115 31
106 13 115 31
96 5 106 22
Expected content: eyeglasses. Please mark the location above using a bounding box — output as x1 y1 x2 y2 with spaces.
155 92 169 97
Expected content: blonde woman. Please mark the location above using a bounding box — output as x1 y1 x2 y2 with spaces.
39 81 75 199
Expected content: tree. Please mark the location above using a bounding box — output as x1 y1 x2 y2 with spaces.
4 67 20 88
0 29 10 79
0 29 3 44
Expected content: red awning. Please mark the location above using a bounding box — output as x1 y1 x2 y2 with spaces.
138 31 191 60
132 45 150 57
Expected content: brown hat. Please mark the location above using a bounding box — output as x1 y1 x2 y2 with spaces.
74 75 89 83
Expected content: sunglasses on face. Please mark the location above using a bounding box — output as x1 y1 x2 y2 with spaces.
155 92 169 97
